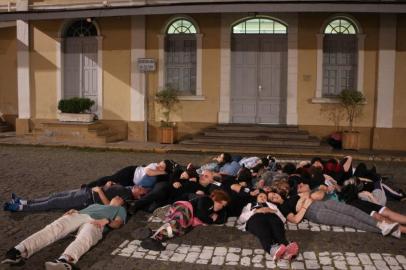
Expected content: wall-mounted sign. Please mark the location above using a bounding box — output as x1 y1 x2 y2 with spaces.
137 58 156 72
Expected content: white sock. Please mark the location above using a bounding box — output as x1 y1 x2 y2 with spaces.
58 254 73 263
14 244 27 257
20 199 27 205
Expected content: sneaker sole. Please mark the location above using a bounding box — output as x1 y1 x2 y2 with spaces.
271 246 287 261
1 258 22 265
45 261 72 270
283 243 299 261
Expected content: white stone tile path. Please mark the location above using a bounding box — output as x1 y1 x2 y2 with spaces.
112 240 406 269
148 216 366 233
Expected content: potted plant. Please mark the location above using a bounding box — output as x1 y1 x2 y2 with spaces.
338 89 365 150
155 86 180 144
57 97 95 123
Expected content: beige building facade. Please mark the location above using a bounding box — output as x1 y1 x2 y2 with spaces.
0 1 405 150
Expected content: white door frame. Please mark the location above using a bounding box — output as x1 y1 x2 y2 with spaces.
56 20 103 118
219 13 298 125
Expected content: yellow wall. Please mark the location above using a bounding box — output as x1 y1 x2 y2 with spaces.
99 17 131 121
297 14 379 130
0 26 17 119
30 17 131 121
146 14 221 124
393 14 406 128
30 20 61 119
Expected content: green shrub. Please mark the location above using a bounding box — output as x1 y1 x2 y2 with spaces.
58 97 95 114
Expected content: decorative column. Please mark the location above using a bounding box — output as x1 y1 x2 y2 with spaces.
376 14 397 128
16 19 31 135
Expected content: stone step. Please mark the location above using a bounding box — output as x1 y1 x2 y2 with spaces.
203 129 309 139
215 124 299 133
181 136 321 147
180 140 331 150
0 125 12 132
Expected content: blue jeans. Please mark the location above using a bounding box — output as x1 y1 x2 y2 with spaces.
23 188 93 212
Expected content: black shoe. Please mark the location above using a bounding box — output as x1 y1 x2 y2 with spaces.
1 247 22 264
140 238 165 251
45 259 78 270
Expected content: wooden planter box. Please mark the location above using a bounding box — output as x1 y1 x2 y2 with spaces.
342 131 359 150
160 126 176 144
57 113 95 123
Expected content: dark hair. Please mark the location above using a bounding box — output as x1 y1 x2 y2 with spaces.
163 160 175 174
282 162 296 175
260 157 270 167
186 168 199 179
210 189 231 204
222 153 232 164
311 157 323 165
237 167 252 184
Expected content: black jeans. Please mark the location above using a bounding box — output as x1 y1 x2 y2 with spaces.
246 213 288 253
86 166 138 188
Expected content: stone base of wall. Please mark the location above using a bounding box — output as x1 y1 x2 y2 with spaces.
299 125 406 150
15 118 30 135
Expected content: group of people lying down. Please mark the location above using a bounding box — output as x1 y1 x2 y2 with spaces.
2 154 406 270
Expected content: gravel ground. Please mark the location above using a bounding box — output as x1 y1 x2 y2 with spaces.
0 145 405 270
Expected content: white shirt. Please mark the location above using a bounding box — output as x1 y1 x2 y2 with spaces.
132 163 158 185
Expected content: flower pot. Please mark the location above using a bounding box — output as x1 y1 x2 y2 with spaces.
342 131 359 150
160 126 176 144
57 113 95 123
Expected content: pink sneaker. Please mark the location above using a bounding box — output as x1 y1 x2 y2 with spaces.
283 242 299 261
269 244 287 261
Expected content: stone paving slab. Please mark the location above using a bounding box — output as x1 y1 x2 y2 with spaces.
0 146 405 270
113 240 406 270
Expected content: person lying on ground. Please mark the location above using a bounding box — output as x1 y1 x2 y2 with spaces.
237 192 299 261
4 182 147 212
84 160 174 188
139 190 230 251
1 196 127 270
268 180 401 238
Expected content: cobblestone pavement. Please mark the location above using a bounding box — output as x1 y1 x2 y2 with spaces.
0 145 405 270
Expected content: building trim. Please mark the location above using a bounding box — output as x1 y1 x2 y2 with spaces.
315 15 365 100
57 19 103 118
376 14 396 128
130 15 146 122
16 19 30 119
1 3 406 22
157 17 203 98
219 13 297 125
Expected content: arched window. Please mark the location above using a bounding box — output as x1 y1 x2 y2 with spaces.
64 19 98 37
165 18 198 95
322 18 358 96
232 18 287 34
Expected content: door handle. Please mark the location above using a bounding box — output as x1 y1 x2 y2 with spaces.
258 85 262 92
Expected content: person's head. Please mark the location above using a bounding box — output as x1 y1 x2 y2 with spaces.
267 192 284 205
216 153 232 165
210 189 230 212
297 179 311 193
256 192 268 203
110 196 125 207
199 170 214 187
131 186 149 199
282 162 296 175
181 167 199 180
311 157 324 169
237 167 252 186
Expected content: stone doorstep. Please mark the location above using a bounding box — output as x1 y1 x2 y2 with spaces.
34 121 123 144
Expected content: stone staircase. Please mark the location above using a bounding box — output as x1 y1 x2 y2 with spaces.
179 124 330 151
0 120 13 133
34 121 124 144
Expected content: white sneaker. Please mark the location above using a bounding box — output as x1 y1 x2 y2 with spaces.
378 221 399 236
391 228 401 239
